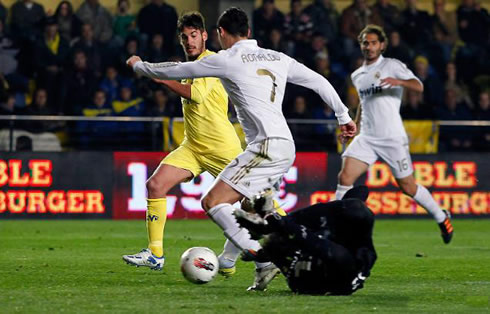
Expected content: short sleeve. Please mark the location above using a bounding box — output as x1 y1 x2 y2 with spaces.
389 59 420 82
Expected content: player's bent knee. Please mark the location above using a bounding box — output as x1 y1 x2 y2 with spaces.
201 194 215 212
146 177 168 198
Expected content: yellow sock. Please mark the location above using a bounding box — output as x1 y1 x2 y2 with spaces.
273 199 287 216
146 198 167 257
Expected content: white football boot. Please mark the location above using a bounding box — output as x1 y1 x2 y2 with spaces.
247 263 281 291
122 248 164 270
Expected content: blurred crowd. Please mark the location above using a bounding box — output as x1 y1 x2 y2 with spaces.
0 0 488 151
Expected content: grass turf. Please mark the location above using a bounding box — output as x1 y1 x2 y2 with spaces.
1 219 489 313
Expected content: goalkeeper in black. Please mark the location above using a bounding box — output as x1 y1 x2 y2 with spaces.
234 186 377 295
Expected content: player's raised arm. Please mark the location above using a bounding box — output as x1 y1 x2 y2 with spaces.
286 58 356 140
379 60 424 92
127 53 227 81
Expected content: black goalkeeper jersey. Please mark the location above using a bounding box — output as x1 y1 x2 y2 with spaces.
262 199 377 295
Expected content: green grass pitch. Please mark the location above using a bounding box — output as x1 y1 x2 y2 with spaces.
1 219 489 313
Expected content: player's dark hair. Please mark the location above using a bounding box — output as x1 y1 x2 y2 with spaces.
177 11 206 33
217 7 249 37
358 24 389 52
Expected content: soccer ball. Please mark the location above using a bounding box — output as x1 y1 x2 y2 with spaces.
180 247 219 284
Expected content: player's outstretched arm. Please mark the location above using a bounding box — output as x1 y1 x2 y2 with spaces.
380 60 424 92
286 58 352 126
126 54 227 81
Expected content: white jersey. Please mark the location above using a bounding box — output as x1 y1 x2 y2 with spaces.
133 39 351 144
351 55 421 139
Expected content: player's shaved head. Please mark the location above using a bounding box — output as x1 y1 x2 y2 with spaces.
217 7 249 37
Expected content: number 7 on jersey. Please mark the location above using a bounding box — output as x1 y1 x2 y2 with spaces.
257 69 277 102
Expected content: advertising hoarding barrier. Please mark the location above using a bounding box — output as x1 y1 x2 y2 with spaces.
1 152 489 219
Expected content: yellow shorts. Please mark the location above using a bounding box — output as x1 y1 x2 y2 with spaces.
162 144 242 180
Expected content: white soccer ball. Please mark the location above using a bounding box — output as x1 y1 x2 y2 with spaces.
180 247 219 284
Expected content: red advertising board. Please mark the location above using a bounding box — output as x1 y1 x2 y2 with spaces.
112 152 328 219
315 153 490 216
0 152 112 218
1 152 489 219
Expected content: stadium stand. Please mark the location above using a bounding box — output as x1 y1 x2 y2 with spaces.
0 0 488 151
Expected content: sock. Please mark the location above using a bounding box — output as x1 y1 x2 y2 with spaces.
219 239 242 268
146 198 167 257
336 184 353 200
413 184 446 223
254 261 272 269
220 231 270 269
221 229 271 269
208 203 264 268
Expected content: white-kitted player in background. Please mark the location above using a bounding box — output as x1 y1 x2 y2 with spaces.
336 24 453 244
127 7 356 291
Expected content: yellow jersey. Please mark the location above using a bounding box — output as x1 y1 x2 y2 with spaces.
180 50 241 154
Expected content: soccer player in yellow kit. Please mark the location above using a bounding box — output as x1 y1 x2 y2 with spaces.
122 12 243 273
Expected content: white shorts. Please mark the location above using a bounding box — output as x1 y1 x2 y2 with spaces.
218 138 296 198
342 135 413 178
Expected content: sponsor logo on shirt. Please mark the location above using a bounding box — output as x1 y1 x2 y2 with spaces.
359 84 383 99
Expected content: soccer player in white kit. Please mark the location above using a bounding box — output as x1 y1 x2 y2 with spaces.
127 7 356 290
335 25 453 244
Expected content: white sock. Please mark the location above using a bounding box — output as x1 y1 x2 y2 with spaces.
219 239 241 268
254 261 272 269
413 184 446 223
223 239 240 256
336 184 353 200
208 203 262 253
208 204 270 269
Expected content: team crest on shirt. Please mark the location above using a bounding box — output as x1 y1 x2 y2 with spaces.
374 71 380 79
